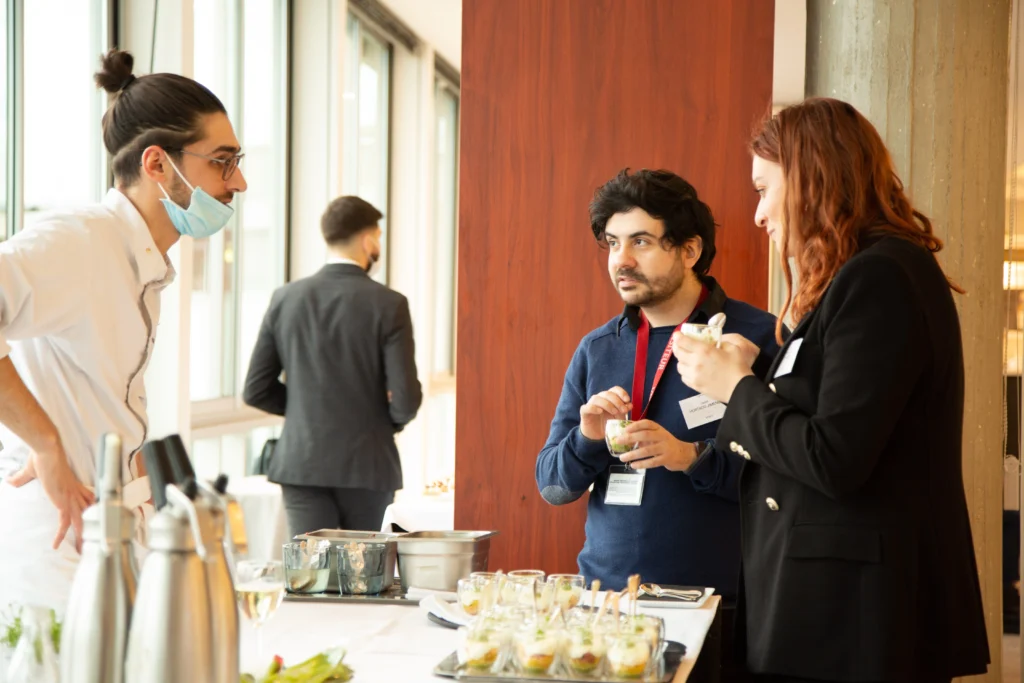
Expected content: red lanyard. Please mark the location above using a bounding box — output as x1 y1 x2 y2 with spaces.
630 286 709 421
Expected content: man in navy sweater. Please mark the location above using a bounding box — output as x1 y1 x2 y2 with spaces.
536 169 780 602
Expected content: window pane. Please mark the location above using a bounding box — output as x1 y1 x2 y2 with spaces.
191 0 287 403
24 0 105 223
343 15 391 282
236 0 287 395
433 82 458 375
191 0 238 401
192 423 282 482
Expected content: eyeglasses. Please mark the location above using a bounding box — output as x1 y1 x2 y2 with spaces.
169 148 245 180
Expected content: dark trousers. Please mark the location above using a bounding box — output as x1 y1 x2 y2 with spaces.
700 606 952 683
754 678 950 683
281 484 395 538
691 602 748 683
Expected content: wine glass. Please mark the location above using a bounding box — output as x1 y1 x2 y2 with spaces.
236 559 286 665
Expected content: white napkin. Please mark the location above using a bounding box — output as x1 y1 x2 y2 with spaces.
418 594 472 627
578 587 716 610
405 586 458 602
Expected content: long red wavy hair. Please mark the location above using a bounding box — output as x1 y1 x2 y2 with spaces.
750 98 962 342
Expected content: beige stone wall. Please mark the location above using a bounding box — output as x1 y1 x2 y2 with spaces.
806 1 1012 680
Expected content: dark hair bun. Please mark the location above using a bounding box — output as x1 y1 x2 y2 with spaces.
94 49 135 94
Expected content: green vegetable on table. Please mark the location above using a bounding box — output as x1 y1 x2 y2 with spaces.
242 647 353 683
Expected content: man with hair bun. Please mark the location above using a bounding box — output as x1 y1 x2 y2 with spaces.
0 49 246 612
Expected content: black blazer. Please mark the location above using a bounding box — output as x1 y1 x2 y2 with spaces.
718 236 989 681
243 263 422 492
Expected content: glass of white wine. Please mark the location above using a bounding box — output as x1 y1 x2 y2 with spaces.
236 559 286 664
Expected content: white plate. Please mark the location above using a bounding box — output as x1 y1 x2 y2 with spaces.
636 587 715 609
419 594 473 627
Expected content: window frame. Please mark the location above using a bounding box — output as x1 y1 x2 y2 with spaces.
342 6 394 284
2 0 113 240
430 71 460 385
5 0 21 240
189 0 291 426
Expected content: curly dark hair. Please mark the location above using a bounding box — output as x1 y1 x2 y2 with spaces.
589 168 717 278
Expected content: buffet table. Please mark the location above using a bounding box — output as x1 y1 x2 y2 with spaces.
240 596 721 682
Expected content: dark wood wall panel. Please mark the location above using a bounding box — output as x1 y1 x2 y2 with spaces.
456 0 776 574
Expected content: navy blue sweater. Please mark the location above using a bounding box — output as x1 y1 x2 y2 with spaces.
535 279 780 599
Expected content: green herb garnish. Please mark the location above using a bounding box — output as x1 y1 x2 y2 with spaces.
0 607 62 658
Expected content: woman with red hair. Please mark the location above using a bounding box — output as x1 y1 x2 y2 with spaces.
672 98 990 682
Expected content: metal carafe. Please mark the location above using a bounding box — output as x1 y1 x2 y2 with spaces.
163 438 247 561
162 435 240 683
59 433 136 683
124 442 215 683
212 472 249 562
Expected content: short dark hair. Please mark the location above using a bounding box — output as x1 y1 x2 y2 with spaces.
94 49 228 184
589 168 717 278
321 196 383 245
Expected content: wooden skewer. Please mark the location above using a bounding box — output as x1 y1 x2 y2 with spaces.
628 574 641 619
611 592 621 633
589 579 601 616
494 570 506 605
482 576 497 613
541 581 554 616
591 589 612 629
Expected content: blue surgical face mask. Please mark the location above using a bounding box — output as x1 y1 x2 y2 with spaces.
158 155 234 239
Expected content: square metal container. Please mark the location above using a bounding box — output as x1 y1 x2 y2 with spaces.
395 530 498 592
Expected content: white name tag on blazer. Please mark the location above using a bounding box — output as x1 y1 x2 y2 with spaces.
679 394 727 430
773 338 804 379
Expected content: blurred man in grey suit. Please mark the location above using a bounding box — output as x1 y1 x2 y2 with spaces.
243 196 422 536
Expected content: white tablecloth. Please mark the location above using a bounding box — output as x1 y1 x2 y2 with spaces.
240 596 720 682
380 493 455 532
228 475 288 561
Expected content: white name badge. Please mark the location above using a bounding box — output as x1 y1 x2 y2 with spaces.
605 466 646 506
679 394 727 430
773 338 804 379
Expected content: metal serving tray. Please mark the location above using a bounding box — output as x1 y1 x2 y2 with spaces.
432 640 686 682
282 583 417 606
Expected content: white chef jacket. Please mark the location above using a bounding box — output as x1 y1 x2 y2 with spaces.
0 187 174 614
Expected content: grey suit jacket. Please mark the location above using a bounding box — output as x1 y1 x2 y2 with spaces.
242 263 422 491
